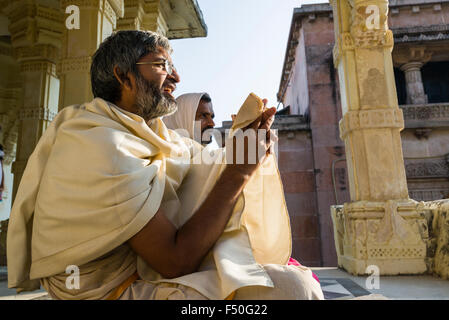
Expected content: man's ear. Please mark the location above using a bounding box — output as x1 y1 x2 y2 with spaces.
113 65 135 92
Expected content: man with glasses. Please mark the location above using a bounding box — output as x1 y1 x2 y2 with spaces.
7 30 323 300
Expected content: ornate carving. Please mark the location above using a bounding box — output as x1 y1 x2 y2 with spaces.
340 108 404 139
18 107 57 122
57 56 92 74
405 158 449 179
400 103 449 121
103 0 117 27
20 61 57 75
14 44 59 63
409 190 449 202
332 199 428 274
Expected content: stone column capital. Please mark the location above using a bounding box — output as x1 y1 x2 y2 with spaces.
393 46 433 68
400 61 424 72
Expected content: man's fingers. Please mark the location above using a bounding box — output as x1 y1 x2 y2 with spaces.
260 107 276 131
246 114 263 130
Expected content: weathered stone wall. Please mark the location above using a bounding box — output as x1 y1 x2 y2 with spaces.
277 129 321 266
302 14 349 266
389 1 449 29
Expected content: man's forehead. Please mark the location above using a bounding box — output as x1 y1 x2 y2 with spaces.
140 47 171 61
198 101 213 112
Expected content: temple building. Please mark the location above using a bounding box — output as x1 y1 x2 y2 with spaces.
272 0 449 267
0 0 207 265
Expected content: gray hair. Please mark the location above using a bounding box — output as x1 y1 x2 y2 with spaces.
90 30 172 104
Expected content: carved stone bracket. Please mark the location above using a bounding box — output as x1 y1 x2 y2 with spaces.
340 108 404 139
394 46 433 67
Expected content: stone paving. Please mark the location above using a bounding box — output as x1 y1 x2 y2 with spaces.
313 267 449 300
1 266 448 300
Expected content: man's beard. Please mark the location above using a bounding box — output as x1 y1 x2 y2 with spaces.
134 74 177 121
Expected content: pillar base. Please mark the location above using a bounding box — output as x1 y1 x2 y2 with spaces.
331 199 429 275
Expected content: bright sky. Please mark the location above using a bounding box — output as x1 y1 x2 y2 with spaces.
170 0 328 126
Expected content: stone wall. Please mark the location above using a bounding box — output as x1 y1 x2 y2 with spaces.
277 129 321 266
302 13 350 266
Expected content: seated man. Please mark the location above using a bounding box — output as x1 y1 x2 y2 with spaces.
163 92 216 146
7 30 323 300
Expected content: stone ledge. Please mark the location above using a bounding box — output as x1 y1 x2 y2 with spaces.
218 115 309 133
400 103 449 128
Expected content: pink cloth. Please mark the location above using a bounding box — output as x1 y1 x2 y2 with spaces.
288 257 320 283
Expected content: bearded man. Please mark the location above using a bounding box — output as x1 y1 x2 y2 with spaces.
7 30 323 300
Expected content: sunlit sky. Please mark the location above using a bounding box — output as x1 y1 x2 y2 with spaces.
170 0 328 126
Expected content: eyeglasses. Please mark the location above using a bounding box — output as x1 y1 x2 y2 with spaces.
136 59 176 76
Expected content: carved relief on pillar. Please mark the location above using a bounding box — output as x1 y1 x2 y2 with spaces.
348 0 393 49
332 200 429 275
339 108 404 139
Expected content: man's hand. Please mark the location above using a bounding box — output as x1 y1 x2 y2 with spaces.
227 99 276 178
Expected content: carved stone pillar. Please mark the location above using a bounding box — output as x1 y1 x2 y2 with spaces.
58 0 124 109
394 46 431 105
400 62 426 104
4 0 63 202
330 0 428 275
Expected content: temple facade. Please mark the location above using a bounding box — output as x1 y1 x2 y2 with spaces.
274 0 449 269
0 0 207 265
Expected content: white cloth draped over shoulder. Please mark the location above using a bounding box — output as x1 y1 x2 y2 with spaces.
7 95 292 300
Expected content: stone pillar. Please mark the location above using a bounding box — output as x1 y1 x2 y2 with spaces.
395 46 431 105
58 0 124 109
330 0 429 275
4 0 63 202
401 62 427 105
